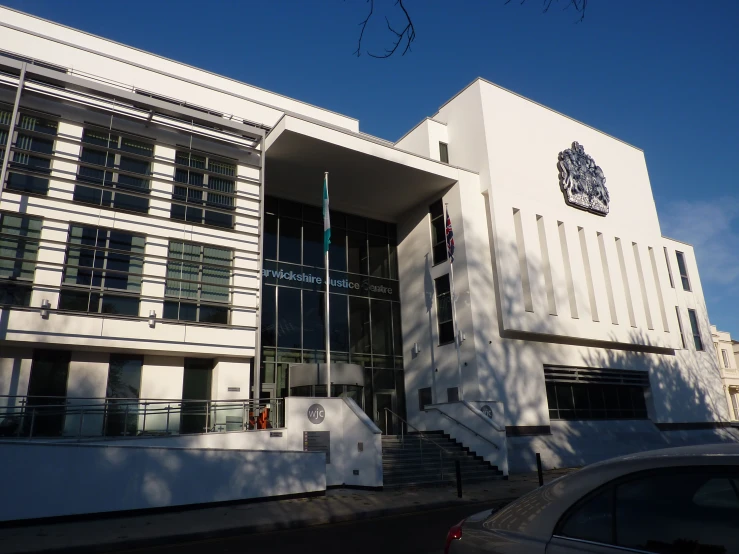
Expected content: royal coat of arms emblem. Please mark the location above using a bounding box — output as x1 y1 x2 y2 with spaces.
557 142 609 216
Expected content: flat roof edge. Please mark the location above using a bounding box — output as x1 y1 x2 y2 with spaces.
434 77 644 153
394 116 447 145
0 6 359 127
662 235 694 248
273 113 480 177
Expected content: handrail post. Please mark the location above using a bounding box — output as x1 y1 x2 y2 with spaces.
142 402 147 436
123 404 129 437
29 409 35 439
78 407 85 440
17 398 26 437
385 409 388 436
165 404 171 434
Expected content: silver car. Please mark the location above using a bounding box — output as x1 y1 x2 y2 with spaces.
445 443 739 554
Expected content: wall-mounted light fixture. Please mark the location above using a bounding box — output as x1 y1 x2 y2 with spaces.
412 342 421 356
148 310 156 328
40 299 50 319
458 330 466 343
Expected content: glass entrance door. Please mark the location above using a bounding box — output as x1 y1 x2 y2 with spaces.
26 350 71 436
375 392 396 435
181 358 213 434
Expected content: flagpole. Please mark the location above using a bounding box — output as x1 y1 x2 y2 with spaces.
324 172 331 397
445 203 464 401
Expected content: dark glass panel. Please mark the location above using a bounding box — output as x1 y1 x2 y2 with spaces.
392 303 402 358
101 295 139 316
278 217 301 264
560 488 613 544
0 283 32 306
277 287 301 349
329 228 347 272
199 305 229 324
302 203 322 223
162 301 179 320
302 222 323 268
347 231 368 275
438 321 455 345
346 215 366 232
349 296 371 355
368 235 389 278
279 199 301 219
264 214 277 261
6 173 49 195
329 293 349 353
179 302 197 322
367 219 387 237
261 285 276 347
106 356 142 399
58 290 91 312
302 290 325 352
371 300 393 356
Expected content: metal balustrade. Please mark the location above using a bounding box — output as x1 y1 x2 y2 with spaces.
0 395 284 440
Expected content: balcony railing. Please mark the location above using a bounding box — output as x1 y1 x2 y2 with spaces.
0 395 283 440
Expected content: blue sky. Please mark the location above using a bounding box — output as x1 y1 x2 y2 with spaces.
5 0 739 337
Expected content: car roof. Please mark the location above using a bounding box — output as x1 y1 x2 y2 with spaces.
483 443 739 540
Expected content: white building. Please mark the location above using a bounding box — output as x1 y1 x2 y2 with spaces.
710 326 739 421
0 5 736 496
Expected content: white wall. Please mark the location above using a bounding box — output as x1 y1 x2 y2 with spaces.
89 397 383 488
0 441 325 522
398 78 728 433
0 7 358 132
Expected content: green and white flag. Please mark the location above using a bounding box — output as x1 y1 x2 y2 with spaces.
322 173 331 253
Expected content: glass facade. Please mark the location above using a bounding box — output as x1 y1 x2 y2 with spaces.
260 196 405 424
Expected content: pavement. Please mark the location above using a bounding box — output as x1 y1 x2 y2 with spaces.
0 469 576 554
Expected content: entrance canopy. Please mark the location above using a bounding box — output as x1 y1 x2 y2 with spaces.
264 115 465 221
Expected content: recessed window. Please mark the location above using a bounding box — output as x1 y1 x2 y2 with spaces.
688 308 704 351
429 199 447 265
59 225 145 316
546 382 648 420
675 251 691 291
675 306 687 349
663 247 675 288
0 212 42 307
74 129 153 214
164 241 232 324
439 142 449 164
434 274 455 345
4 113 58 196
171 150 236 229
722 349 730 368
418 387 432 411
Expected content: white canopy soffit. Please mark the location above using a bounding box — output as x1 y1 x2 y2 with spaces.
265 115 464 221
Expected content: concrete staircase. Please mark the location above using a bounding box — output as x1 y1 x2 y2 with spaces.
382 431 505 487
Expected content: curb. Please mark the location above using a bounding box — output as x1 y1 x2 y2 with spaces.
16 496 518 554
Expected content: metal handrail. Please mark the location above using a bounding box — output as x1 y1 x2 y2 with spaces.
425 407 500 450
383 407 455 457
0 395 284 440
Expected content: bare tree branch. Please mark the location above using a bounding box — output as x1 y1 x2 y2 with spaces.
505 0 588 22
354 0 586 59
353 0 416 58
353 0 374 57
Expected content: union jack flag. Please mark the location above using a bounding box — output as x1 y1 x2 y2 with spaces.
445 208 455 263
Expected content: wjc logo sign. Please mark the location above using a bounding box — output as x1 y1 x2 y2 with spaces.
307 404 325 424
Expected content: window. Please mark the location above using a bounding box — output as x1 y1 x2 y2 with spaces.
418 387 432 411
163 241 232 324
676 251 691 291
722 349 730 369
439 142 449 164
557 468 739 554
664 247 675 288
0 212 42 306
59 225 145 316
435 274 455 344
688 309 704 351
5 113 58 196
429 199 447 265
546 382 648 420
104 355 143 437
676 306 687 349
74 129 153 214
171 150 236 228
